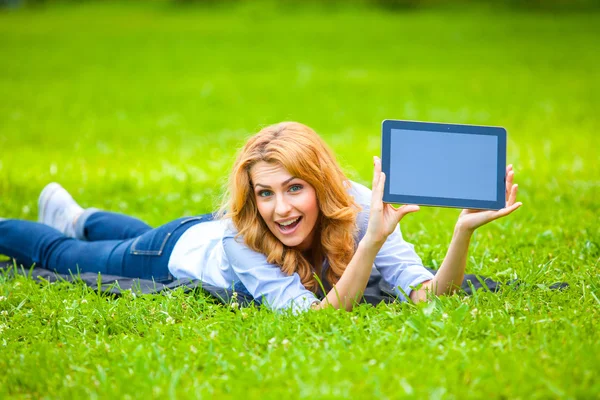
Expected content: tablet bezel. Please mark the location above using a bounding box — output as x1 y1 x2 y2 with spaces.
381 120 507 210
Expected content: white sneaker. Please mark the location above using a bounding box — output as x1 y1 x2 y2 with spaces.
38 183 84 238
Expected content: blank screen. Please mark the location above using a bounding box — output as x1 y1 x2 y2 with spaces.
389 129 498 201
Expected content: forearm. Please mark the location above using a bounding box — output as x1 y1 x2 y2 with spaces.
411 224 473 302
314 237 382 311
433 222 474 294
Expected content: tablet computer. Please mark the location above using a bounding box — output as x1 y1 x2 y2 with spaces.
381 120 507 210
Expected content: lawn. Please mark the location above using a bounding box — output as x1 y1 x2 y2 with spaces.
0 1 599 398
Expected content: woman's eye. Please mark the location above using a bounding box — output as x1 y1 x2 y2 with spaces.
289 184 302 192
258 190 272 197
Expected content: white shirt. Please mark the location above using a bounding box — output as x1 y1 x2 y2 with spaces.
168 181 434 313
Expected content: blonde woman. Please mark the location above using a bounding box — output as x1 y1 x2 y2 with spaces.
0 122 522 313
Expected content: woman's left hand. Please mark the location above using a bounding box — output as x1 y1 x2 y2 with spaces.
456 164 523 233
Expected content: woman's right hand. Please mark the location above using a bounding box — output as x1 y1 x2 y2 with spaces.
364 156 420 247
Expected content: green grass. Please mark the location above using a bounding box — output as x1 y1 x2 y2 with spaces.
1 1 599 398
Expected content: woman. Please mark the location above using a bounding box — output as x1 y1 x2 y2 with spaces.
0 122 522 313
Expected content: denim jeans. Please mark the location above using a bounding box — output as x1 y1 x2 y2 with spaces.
0 211 214 283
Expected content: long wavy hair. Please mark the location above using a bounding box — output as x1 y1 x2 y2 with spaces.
219 122 360 293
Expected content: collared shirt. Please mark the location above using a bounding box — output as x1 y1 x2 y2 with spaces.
168 180 434 313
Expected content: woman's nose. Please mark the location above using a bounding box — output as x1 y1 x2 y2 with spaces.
275 195 292 216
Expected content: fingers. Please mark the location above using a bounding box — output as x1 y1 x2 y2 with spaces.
397 204 420 218
505 164 514 201
385 204 420 226
372 156 381 190
375 171 386 209
371 156 385 210
496 201 523 218
507 183 518 207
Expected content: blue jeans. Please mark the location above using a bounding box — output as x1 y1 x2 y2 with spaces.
0 210 214 283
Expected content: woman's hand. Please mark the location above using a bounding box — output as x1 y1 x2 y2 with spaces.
456 164 523 233
364 156 420 247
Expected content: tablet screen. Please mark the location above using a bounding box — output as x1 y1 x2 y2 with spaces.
389 129 498 201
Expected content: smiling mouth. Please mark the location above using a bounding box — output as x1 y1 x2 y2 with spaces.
276 216 302 232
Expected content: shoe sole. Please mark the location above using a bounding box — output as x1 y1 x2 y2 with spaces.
38 182 62 224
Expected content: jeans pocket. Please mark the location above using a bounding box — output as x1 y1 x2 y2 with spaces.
129 216 208 257
129 232 170 256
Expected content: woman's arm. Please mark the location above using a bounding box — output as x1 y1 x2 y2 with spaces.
410 165 523 302
408 224 471 302
313 236 382 310
314 157 419 311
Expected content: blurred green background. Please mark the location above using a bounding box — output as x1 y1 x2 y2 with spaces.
1 0 599 398
1 0 598 240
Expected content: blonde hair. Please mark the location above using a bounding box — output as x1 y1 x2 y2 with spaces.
219 122 360 293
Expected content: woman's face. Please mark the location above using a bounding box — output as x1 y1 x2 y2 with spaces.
250 161 319 251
